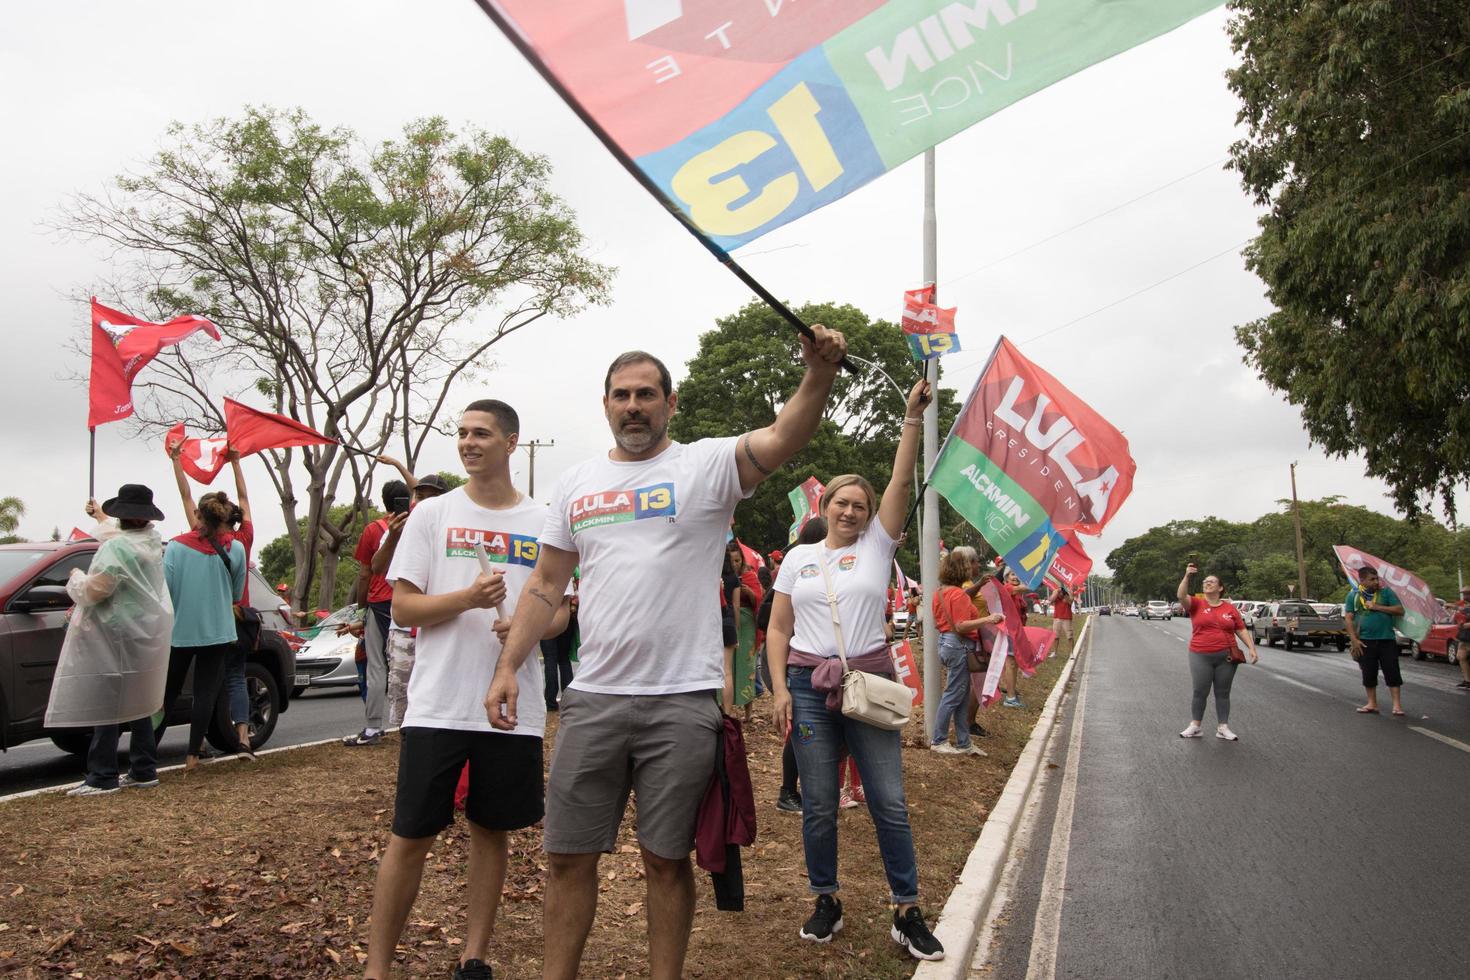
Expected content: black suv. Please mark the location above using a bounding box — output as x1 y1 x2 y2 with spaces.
0 540 295 755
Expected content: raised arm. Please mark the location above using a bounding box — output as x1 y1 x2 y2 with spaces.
735 325 848 492
877 379 931 539
169 446 200 529
1177 563 1197 609
378 455 417 494
228 450 251 524
485 543 579 730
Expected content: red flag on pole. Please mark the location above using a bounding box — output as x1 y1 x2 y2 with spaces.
68 527 90 542
87 299 219 427
164 424 230 484
223 399 335 455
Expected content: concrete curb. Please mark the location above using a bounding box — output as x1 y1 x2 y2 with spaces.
913 616 1090 978
0 732 371 806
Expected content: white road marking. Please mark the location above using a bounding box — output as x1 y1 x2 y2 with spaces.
1409 726 1470 754
1263 672 1334 698
1024 624 1093 980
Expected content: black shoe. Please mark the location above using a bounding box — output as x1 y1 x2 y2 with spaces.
776 788 802 813
1457 680 1470 689
452 959 493 980
891 906 944 961
969 723 990 738
342 729 383 747
799 894 843 943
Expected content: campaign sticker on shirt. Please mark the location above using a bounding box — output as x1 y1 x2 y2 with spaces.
837 554 857 572
445 527 539 567
798 563 821 579
570 482 677 534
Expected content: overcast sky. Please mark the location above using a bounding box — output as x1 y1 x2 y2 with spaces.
2 1 1462 578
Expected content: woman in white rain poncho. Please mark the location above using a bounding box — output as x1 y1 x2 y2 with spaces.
46 484 174 796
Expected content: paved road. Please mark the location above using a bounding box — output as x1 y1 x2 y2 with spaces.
979 613 1470 980
0 688 368 796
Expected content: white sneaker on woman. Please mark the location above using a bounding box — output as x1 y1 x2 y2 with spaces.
1216 725 1239 741
1179 723 1203 738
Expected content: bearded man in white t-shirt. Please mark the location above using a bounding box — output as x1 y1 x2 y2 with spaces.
362 399 571 980
486 325 848 980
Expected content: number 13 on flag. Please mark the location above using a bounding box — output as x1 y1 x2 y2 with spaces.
907 331 961 361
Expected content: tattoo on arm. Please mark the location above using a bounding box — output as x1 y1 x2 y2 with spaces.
742 434 773 477
529 587 556 610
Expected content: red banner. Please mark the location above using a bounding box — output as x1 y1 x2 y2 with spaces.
164 423 230 484
223 398 335 455
88 298 219 427
1044 530 1093 593
890 640 922 707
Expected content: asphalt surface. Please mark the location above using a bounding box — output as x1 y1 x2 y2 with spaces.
0 687 368 796
979 613 1470 980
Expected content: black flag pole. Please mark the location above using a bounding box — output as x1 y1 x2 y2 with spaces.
88 427 96 501
470 0 856 374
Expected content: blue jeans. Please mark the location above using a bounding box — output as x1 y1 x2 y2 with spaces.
931 633 973 748
226 647 249 724
787 666 920 904
85 716 158 789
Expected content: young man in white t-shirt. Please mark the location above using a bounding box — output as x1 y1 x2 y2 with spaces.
362 400 570 980
484 326 848 980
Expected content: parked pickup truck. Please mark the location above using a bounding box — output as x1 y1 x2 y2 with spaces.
1251 600 1347 651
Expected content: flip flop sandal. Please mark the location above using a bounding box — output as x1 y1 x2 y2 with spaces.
1355 706 1379 714
1391 709 1406 717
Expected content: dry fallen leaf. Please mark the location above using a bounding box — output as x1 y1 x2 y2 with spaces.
167 939 197 957
7 886 22 898
623 902 643 917
326 947 342 964
44 930 75 955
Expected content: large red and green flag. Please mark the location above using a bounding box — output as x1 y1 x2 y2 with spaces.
474 1 1225 249
1333 545 1440 643
930 337 1134 589
88 298 219 427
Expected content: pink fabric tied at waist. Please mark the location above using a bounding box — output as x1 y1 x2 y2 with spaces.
788 648 895 711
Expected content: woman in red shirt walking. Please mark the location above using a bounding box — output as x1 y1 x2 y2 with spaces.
1175 562 1258 741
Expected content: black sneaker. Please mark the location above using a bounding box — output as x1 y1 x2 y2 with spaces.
452 958 493 980
969 723 991 738
799 894 843 943
891 906 944 961
776 788 802 813
342 729 383 747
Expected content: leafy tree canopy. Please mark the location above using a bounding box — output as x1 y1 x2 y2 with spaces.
1226 1 1470 514
667 300 959 571
1108 497 1467 602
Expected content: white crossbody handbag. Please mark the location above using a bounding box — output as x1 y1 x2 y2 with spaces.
817 555 914 731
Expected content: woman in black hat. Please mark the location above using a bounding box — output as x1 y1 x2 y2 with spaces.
50 485 173 795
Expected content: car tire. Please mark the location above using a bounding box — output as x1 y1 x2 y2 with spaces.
1447 640 1460 665
1336 638 1347 652
49 730 92 756
1412 642 1425 661
207 661 281 753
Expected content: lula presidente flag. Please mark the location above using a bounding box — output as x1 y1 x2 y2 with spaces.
164 423 231 484
223 398 336 455
1043 529 1092 592
88 299 219 427
787 476 824 543
1333 545 1439 643
476 0 1225 249
901 285 959 361
930 337 1134 589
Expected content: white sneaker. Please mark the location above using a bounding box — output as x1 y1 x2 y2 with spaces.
930 743 962 754
961 744 988 757
66 783 119 796
1179 724 1203 739
1216 725 1239 741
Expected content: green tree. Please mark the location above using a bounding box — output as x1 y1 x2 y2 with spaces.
0 497 23 535
666 300 959 570
1225 2 1470 514
61 108 613 612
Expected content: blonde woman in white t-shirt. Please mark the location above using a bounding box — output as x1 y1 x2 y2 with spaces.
767 378 945 962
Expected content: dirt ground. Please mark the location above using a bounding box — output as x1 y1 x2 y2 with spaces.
0 644 1071 980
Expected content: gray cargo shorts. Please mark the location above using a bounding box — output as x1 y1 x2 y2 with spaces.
543 688 720 859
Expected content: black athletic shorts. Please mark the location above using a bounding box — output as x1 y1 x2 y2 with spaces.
392 727 544 839
721 607 737 647
1357 637 1403 689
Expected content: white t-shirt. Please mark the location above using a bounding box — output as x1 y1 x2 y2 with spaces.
539 437 749 695
774 520 898 660
386 487 551 736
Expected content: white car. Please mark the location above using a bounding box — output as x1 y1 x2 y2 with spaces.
291 605 365 696
1140 600 1172 621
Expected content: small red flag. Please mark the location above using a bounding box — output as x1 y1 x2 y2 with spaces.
88 298 219 428
68 527 90 542
165 423 230 484
223 398 336 455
